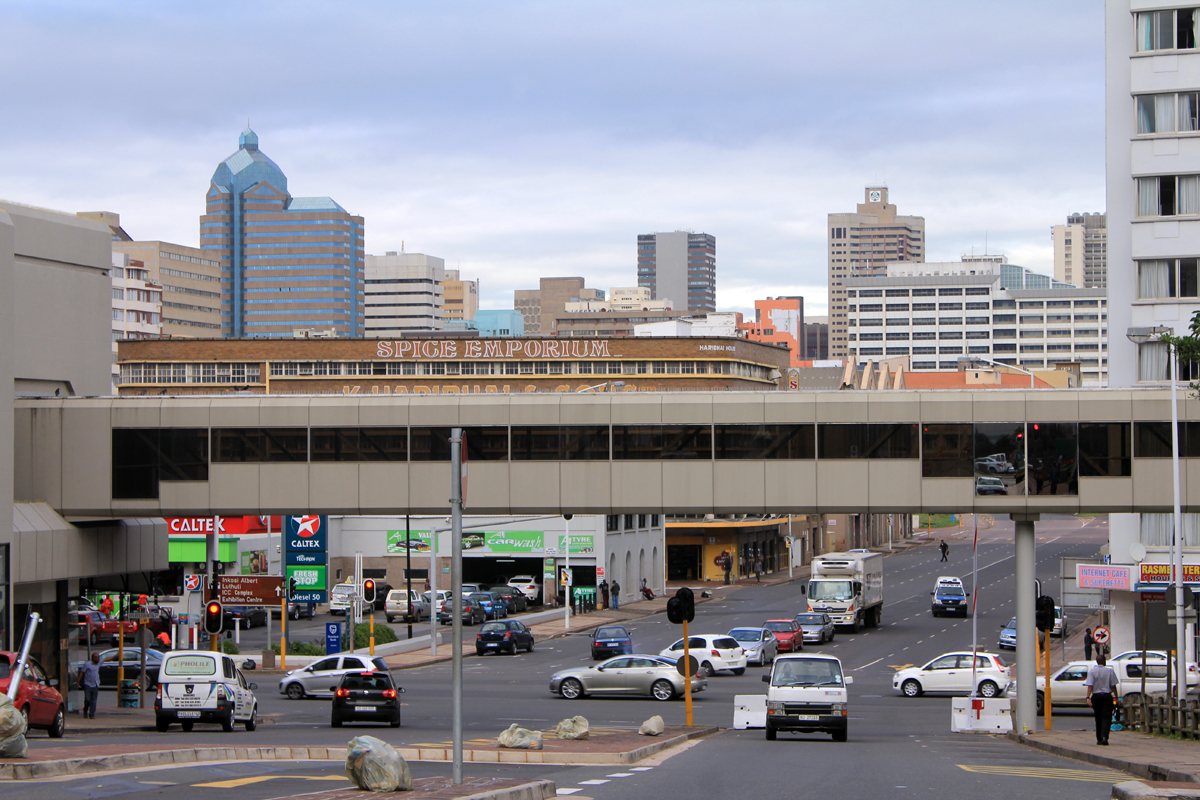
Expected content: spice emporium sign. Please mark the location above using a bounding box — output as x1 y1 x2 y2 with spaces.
375 340 617 360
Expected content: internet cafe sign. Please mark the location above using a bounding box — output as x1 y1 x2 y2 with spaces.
375 339 617 360
386 530 594 555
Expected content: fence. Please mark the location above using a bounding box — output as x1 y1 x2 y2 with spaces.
1124 695 1200 739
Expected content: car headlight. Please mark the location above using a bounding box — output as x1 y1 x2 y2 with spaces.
766 701 785 714
831 703 846 715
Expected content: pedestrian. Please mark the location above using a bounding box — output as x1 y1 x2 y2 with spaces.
1084 653 1119 745
939 540 949 562
1084 628 1094 661
79 652 101 719
754 557 763 583
611 579 620 611
100 595 113 617
156 630 171 650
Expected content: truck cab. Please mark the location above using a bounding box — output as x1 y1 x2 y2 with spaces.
762 654 850 741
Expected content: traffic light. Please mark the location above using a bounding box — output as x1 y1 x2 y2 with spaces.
362 579 376 605
288 576 298 598
204 600 223 635
666 587 695 625
1035 595 1055 631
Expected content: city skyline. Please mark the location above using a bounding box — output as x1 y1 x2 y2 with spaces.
0 1 1104 317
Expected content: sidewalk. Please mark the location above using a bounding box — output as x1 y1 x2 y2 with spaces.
1012 728 1200 796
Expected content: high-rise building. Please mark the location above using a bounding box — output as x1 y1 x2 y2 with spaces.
637 231 716 313
1052 212 1107 289
109 252 162 389
737 297 805 366
514 277 602 335
364 252 446 335
804 316 829 361
827 187 925 358
1106 5 1200 387
202 128 364 338
441 270 479 322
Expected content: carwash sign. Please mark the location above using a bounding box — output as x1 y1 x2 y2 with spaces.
1076 564 1133 591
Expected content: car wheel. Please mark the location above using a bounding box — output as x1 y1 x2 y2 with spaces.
765 724 777 741
386 616 393 624
285 682 305 700
221 713 234 732
978 680 999 698
651 680 675 701
508 645 518 655
1036 691 1045 716
732 668 746 676
559 678 584 699
242 619 250 630
48 706 65 739
245 706 257 732
526 641 534 653
902 679 922 697
833 727 848 742
156 717 170 733
181 721 194 732
90 631 98 646
476 647 485 656
331 716 343 728
702 661 715 677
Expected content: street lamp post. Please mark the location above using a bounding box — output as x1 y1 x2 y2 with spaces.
1128 326 1187 701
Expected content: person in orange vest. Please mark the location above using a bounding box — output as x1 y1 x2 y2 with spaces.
156 630 171 650
99 595 114 617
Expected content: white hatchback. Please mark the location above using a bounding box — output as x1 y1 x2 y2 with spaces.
893 651 1011 698
658 635 747 676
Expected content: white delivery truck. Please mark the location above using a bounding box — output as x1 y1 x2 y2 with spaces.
807 551 883 632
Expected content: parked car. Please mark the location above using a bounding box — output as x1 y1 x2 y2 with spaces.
793 613 836 645
367 582 393 611
507 576 541 603
330 671 403 728
224 606 268 630
476 620 535 655
461 583 491 595
384 589 429 624
73 610 110 645
329 583 357 615
468 592 506 620
893 651 1011 698
975 476 1009 496
439 597 487 626
549 655 707 701
156 651 257 732
423 590 453 614
1110 651 1200 687
975 454 1015 473
77 647 165 689
998 617 1017 650
728 627 778 666
0 653 65 737
278 654 390 699
763 619 804 653
658 635 747 676
272 601 315 621
1012 658 1191 715
489 586 528 614
591 626 634 660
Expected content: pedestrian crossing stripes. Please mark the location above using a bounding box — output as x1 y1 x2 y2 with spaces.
957 765 1128 783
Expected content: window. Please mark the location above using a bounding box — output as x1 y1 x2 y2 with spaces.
714 425 815 459
922 424 973 478
1027 422 1078 497
1079 423 1131 477
112 428 209 499
511 426 609 460
1135 421 1200 458
212 429 307 462
1136 8 1197 52
817 424 917 459
612 425 712 460
1138 259 1200 298
310 428 407 462
1137 175 1200 216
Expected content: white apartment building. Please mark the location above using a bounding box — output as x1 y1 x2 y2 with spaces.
845 261 1108 386
1052 212 1108 289
110 252 162 389
565 286 674 313
634 312 744 338
364 252 446 335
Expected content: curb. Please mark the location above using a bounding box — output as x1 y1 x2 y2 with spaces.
463 780 556 800
1007 732 1200 784
1113 780 1200 799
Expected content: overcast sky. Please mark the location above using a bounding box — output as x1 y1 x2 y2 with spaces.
1 1 1104 316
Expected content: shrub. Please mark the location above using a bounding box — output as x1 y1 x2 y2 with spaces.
221 639 239 655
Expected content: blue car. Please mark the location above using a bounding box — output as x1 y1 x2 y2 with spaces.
999 617 1017 650
468 592 507 620
591 625 633 660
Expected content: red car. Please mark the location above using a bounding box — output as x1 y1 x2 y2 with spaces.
0 653 65 737
763 619 803 653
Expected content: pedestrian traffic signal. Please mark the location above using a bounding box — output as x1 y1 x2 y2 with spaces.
362 579 376 604
1035 595 1055 631
666 587 695 625
204 600 223 635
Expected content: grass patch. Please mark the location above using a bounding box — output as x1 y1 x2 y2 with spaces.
917 514 959 529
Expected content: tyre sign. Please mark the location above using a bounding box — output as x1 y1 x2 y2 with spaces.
1092 626 1110 645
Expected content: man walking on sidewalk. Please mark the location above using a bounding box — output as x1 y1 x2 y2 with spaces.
1084 628 1094 661
611 579 620 611
78 652 100 719
939 540 949 562
1085 653 1119 745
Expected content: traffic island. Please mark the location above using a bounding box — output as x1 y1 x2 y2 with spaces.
282 777 555 800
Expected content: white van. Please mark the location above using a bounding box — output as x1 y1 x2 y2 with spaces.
762 654 851 741
154 651 258 732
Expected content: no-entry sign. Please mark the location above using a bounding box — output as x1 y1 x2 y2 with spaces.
1092 626 1111 646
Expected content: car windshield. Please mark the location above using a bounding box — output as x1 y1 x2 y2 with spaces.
809 580 853 601
729 628 763 642
772 659 844 687
764 622 792 632
1005 618 1017 629
595 627 628 639
794 615 824 625
938 586 965 597
480 622 507 633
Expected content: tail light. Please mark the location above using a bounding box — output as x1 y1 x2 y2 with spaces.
503 632 512 640
336 688 350 698
711 649 720 656
217 684 227 701
382 689 397 699
476 633 482 641
156 684 162 701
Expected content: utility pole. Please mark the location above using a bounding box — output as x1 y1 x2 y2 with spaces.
405 514 413 640
450 429 464 785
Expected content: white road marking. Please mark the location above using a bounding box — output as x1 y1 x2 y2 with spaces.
556 789 583 795
631 767 653 771
854 657 885 671
579 779 610 785
607 773 634 777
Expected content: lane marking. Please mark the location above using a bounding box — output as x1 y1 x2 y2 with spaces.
630 767 654 771
579 779 611 785
607 772 634 777
195 775 351 789
957 765 1126 783
854 657 885 671
557 789 583 795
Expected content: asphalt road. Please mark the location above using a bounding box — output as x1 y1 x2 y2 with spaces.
11 516 1127 800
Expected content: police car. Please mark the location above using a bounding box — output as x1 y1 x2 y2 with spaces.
930 577 969 617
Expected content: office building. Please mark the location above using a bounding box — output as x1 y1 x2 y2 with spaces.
845 260 1107 386
514 277 602 335
804 316 830 361
828 187 925 358
634 312 745 339
471 309 524 337
109 252 162 388
564 286 673 313
364 252 446 335
1052 212 1108 289
637 232 716 313
738 297 804 366
202 128 364 338
441 270 478 322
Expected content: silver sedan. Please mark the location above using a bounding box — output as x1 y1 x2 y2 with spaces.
795 613 836 644
728 627 778 666
549 654 707 701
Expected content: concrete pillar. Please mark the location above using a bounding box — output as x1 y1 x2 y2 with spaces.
1013 515 1039 733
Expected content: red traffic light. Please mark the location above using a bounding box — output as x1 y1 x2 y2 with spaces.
362 579 377 604
206 602 220 614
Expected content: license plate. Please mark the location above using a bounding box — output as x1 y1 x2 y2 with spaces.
178 711 201 719
486 643 499 648
355 705 375 711
795 714 819 721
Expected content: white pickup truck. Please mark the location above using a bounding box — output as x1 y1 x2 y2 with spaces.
762 654 851 742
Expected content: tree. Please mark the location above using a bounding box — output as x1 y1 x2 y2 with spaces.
1159 310 1200 398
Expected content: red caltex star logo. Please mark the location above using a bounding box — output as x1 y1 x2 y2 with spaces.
293 516 321 537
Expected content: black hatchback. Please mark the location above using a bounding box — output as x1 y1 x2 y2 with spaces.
330 671 403 727
475 620 535 655
591 625 633 660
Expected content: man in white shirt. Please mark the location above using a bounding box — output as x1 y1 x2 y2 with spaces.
1084 653 1119 746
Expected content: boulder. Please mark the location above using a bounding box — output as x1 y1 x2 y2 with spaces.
0 695 25 740
556 715 589 740
638 715 665 736
497 723 544 750
345 735 413 792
